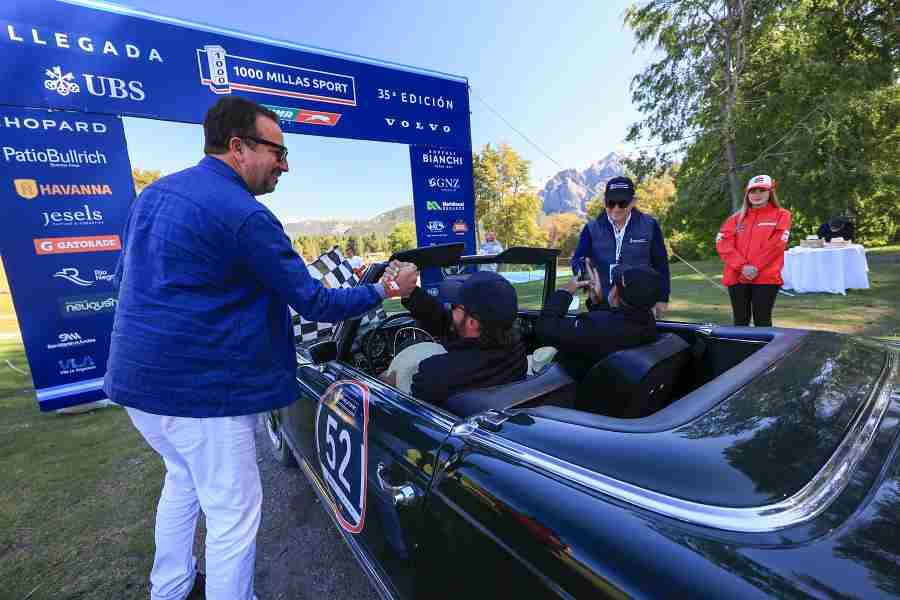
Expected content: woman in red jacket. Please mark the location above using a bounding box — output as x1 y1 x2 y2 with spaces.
716 174 792 327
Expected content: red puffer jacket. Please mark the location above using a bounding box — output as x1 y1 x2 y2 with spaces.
716 204 792 286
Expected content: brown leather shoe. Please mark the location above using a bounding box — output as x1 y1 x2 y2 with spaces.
185 571 206 600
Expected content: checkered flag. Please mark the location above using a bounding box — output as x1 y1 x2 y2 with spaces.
292 247 386 347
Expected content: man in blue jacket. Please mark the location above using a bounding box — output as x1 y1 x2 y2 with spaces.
104 97 417 600
571 176 670 318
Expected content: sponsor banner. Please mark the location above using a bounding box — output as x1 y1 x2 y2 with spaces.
409 145 475 290
0 1 472 148
0 106 134 411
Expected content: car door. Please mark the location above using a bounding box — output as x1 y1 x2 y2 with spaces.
285 337 455 599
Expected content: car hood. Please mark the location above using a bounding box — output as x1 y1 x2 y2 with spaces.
504 332 896 508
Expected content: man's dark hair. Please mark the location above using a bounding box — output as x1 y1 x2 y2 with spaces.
203 97 280 155
471 314 521 350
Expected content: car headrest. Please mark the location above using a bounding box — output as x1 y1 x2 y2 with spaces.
445 363 574 418
595 333 690 384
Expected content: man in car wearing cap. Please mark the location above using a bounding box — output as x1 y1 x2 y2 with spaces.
386 265 528 406
535 264 661 379
571 176 670 319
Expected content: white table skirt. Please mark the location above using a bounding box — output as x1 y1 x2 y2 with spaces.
781 244 870 294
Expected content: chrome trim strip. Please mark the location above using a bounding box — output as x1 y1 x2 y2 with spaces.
456 351 898 533
295 454 398 600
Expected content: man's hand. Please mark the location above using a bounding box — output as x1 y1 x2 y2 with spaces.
585 258 604 304
741 264 759 280
380 260 418 298
563 276 589 295
653 302 668 320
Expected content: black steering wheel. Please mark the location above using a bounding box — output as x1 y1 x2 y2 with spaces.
363 312 434 374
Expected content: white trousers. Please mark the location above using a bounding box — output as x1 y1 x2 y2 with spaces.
127 408 261 600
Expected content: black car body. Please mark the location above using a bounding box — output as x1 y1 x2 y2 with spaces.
265 244 900 599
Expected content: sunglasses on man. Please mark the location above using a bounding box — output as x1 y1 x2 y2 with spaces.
605 198 632 209
240 135 289 163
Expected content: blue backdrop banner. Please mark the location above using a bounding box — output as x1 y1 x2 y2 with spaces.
0 0 471 149
0 107 134 411
409 145 476 292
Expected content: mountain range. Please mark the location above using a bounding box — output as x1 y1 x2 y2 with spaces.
539 152 625 215
283 152 624 236
284 205 412 238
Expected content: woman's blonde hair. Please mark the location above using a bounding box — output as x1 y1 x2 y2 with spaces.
737 178 781 224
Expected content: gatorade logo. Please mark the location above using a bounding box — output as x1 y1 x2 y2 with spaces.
34 234 121 255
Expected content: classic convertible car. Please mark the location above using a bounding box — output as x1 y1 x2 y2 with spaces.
264 243 900 599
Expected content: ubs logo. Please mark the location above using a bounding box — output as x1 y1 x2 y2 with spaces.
44 65 146 101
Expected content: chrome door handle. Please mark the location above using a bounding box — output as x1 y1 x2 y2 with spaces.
376 463 419 507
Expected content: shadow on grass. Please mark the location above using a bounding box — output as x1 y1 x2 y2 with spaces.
0 341 161 600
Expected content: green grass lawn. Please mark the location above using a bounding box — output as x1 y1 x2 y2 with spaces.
0 248 897 596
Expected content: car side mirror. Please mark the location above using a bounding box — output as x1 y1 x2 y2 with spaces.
304 340 337 365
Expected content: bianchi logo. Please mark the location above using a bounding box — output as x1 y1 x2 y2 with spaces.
59 293 117 318
58 355 96 376
47 331 97 350
54 267 94 287
44 66 80 96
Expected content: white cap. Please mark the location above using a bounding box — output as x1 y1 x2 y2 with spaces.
746 174 774 190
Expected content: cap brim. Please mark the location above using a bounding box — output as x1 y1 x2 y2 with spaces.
438 278 465 305
605 190 634 201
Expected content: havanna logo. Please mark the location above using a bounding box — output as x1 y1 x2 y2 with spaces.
14 179 38 200
14 179 113 199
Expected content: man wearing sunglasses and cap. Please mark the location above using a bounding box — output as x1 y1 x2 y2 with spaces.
571 176 671 319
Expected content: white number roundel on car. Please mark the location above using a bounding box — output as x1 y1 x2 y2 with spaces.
315 380 369 534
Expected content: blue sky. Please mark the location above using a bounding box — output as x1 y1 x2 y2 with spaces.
117 0 654 222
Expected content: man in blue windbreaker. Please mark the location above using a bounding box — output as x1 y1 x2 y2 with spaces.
104 97 417 600
571 176 671 319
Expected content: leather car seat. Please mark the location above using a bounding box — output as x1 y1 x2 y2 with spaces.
444 363 575 418
576 333 690 418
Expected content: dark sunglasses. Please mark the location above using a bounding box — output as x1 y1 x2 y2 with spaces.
605 198 632 209
241 135 289 162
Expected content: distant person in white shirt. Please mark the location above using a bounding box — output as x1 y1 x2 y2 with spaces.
479 231 504 272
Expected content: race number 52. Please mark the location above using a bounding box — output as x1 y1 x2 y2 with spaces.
316 380 369 533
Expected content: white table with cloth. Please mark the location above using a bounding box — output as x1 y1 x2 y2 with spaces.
781 244 870 294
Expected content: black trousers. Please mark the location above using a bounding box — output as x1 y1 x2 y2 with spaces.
727 284 780 327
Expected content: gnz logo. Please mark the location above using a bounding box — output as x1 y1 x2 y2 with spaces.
428 177 460 190
316 381 369 534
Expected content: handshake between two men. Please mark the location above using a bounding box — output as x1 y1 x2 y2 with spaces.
378 259 419 299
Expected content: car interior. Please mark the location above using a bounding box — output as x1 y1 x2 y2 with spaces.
310 244 802 425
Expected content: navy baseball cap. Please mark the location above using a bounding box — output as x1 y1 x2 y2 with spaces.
440 271 518 328
612 265 663 309
605 176 636 202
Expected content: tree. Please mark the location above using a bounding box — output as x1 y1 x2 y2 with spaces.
543 213 585 257
627 0 899 254
132 168 162 194
388 222 416 253
472 143 547 247
625 0 780 211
